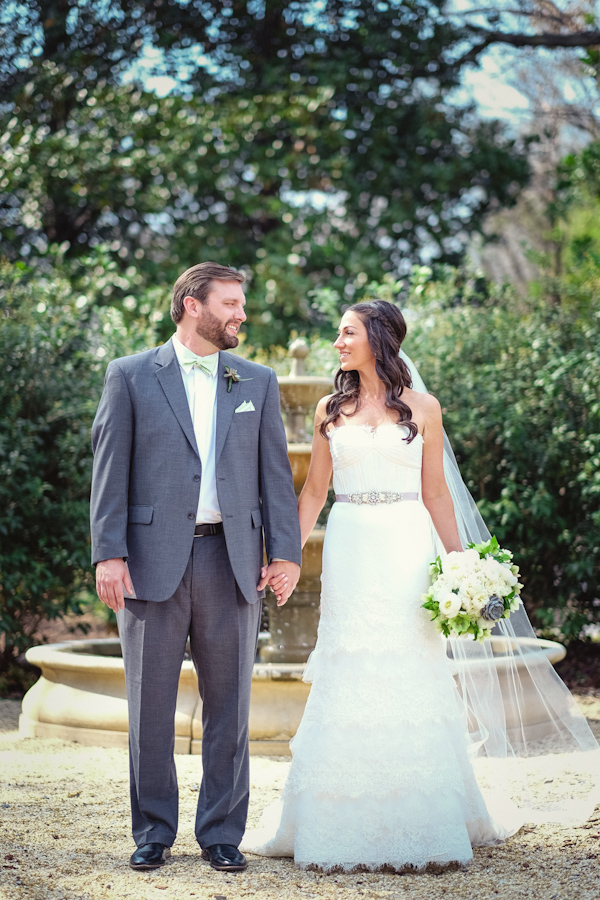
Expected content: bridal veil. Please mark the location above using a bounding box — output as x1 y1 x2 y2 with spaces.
401 348 600 826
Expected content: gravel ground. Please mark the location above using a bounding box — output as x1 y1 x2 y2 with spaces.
2 697 600 900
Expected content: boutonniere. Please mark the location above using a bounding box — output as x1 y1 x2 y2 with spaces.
223 366 252 393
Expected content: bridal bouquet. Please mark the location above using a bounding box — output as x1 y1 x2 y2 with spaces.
421 536 523 642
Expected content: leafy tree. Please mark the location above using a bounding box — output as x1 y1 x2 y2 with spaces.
497 139 600 307
555 140 600 260
0 1 533 344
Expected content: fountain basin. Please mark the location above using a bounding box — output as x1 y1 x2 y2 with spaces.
277 376 333 412
451 636 567 743
20 640 309 756
20 635 567 754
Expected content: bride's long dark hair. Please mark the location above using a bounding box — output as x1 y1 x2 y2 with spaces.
319 300 418 442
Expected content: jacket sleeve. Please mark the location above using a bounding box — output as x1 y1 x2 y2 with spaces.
258 369 302 566
90 361 133 565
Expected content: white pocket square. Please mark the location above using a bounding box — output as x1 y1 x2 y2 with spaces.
235 400 255 413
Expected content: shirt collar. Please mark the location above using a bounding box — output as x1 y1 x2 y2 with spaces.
172 335 219 378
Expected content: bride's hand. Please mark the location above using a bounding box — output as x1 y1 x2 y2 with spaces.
257 564 287 601
257 561 300 605
260 566 288 600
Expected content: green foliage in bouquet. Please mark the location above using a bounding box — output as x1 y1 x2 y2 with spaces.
469 536 512 565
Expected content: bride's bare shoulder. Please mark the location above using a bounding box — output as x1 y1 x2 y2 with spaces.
315 394 334 422
403 389 441 416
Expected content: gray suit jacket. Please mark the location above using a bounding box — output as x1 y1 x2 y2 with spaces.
90 339 301 603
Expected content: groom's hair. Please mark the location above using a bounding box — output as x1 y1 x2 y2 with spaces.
171 262 246 324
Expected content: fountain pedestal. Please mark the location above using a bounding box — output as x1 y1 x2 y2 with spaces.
258 338 333 665
260 529 324 664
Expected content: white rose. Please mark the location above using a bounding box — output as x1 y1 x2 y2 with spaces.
438 590 462 619
444 551 470 576
483 557 503 580
466 596 485 616
457 590 483 617
500 565 518 588
460 575 489 613
461 548 480 567
481 560 508 596
432 574 451 597
472 562 490 585
456 588 470 611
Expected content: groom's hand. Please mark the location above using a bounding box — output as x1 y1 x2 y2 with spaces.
257 561 301 607
96 558 133 613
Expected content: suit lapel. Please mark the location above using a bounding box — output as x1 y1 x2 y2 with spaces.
155 339 199 457
215 352 239 464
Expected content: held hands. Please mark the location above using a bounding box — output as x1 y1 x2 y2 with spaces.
257 560 301 606
95 558 133 613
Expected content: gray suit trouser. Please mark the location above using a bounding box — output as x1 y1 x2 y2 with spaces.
117 532 261 849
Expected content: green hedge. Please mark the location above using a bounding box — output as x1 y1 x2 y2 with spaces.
0 262 155 676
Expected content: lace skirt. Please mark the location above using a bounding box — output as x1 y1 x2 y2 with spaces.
244 501 517 870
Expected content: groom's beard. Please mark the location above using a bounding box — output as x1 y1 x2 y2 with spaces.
195 308 240 350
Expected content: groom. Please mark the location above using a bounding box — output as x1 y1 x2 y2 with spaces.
90 262 301 873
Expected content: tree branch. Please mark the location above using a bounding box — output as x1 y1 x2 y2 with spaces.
456 28 600 66
476 28 600 49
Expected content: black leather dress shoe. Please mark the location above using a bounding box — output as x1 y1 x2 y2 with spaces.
201 844 248 872
129 842 171 870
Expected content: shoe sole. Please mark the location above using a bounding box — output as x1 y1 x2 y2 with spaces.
201 850 248 871
129 860 166 870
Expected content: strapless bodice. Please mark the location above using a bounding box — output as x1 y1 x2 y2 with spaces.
327 423 422 496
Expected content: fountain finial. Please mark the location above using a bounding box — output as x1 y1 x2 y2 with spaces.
288 337 309 377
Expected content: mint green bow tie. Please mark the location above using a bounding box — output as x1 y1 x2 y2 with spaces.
180 349 218 377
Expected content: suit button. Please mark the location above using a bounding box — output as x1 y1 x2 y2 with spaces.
188 513 195 520
193 474 200 482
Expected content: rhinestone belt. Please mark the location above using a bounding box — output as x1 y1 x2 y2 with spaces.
335 491 419 505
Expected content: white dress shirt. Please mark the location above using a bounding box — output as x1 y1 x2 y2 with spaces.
172 335 221 524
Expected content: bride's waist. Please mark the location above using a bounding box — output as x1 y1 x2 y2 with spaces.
334 490 420 505
329 496 429 517
332 479 421 494
325 497 434 533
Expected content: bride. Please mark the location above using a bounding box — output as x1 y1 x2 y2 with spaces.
245 299 600 872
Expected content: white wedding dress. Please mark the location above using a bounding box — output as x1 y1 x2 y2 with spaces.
244 423 520 871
